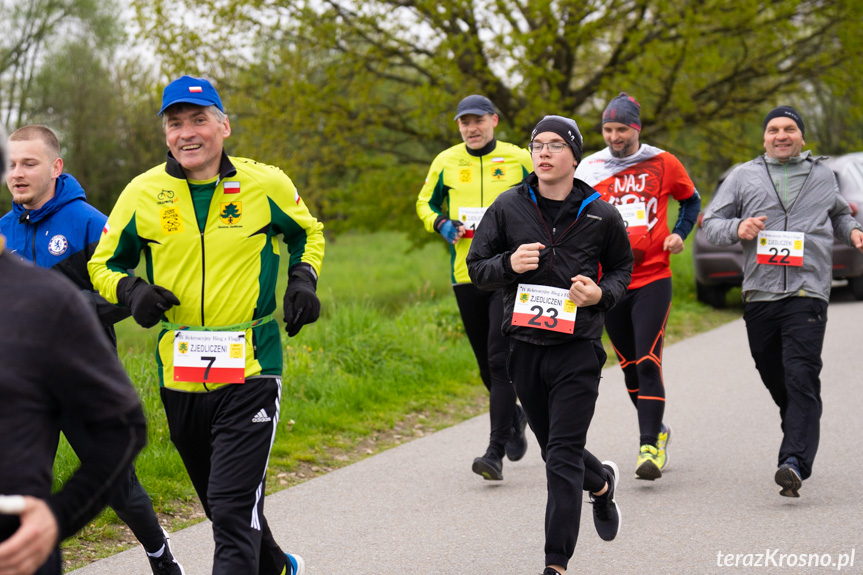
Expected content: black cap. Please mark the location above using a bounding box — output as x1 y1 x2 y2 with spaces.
763 105 805 136
531 115 584 163
454 95 496 121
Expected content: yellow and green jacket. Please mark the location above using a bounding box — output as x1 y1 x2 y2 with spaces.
89 151 324 392
416 140 532 283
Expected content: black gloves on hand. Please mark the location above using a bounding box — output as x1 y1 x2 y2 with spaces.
117 276 181 328
283 266 321 337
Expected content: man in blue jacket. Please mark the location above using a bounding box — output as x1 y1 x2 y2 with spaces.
1 125 185 575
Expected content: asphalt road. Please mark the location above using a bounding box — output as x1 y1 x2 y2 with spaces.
72 297 863 575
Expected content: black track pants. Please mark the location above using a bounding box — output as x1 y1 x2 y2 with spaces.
508 338 609 569
61 426 165 551
744 297 827 480
604 277 671 446
453 283 517 455
161 378 287 575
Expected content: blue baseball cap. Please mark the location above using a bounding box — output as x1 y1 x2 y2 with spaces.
159 75 224 115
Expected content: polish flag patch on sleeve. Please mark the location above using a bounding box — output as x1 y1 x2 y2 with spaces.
294 189 301 205
102 222 110 235
224 181 240 194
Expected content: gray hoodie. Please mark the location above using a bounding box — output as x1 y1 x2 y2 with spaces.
702 154 861 301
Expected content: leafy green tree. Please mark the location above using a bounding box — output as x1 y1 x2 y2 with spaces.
132 0 863 233
24 43 166 213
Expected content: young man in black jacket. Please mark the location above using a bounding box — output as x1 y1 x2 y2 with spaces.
467 115 633 575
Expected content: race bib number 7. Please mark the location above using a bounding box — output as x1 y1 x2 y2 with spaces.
511 284 577 334
174 331 246 383
756 230 804 266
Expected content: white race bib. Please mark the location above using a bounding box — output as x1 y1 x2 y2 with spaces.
756 230 804 266
173 331 246 383
458 207 487 238
615 202 648 236
511 284 577 334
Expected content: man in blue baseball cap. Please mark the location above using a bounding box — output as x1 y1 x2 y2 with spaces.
90 75 325 575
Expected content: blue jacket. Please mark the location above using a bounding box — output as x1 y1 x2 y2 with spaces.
0 174 130 337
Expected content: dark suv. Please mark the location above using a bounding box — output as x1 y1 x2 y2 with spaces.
692 152 863 308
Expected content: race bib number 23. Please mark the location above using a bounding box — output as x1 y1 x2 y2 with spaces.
511 284 577 334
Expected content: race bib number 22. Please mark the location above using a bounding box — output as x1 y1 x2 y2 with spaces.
511 284 577 334
756 230 804 266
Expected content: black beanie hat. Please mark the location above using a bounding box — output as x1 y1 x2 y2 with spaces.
602 92 642 131
763 105 805 136
531 115 584 163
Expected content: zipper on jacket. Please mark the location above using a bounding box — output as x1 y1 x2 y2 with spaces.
763 158 817 294
480 156 484 207
29 220 37 262
200 230 206 325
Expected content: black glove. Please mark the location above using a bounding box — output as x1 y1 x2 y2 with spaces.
117 276 180 328
283 266 320 337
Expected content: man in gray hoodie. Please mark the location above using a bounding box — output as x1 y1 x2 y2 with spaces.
702 105 863 498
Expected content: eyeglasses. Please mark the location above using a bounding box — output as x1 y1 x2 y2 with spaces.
528 142 568 153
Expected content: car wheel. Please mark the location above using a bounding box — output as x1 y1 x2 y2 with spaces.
850 276 863 300
696 281 729 308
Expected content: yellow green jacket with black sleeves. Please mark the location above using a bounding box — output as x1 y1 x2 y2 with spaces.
416 140 532 284
88 151 324 392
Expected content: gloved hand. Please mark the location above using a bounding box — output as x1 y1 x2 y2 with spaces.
117 276 180 328
435 217 464 244
283 268 321 337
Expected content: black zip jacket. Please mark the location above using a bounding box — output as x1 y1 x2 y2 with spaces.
466 173 633 345
0 250 146 544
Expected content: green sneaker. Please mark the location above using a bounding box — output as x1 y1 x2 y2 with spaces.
656 423 672 471
635 444 662 480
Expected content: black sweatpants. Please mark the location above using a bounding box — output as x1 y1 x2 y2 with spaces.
604 277 671 446
508 337 610 569
61 425 165 552
161 377 286 575
453 283 517 455
744 297 827 480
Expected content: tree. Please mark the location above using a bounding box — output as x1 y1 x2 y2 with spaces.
133 0 863 232
0 0 118 127
23 36 166 213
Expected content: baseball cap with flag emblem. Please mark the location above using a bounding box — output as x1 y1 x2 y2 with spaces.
159 75 224 115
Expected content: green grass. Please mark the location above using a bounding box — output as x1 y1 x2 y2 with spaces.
58 229 743 568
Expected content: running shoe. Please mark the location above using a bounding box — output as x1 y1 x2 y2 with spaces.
146 528 186 575
656 423 672 471
472 449 504 481
284 552 305 575
775 458 802 498
635 444 662 480
589 460 621 541
505 404 528 462
542 568 563 575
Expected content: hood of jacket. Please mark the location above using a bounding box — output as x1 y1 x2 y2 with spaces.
10 173 88 223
